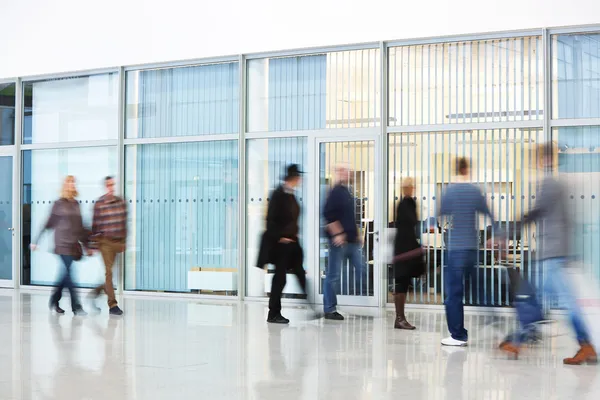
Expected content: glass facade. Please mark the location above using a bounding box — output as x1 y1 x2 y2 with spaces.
552 33 600 119
247 49 380 132
389 37 544 126
387 129 543 305
22 147 117 286
246 137 307 297
126 62 239 138
1 26 598 309
23 74 119 144
124 141 239 293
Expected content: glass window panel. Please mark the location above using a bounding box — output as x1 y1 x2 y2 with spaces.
22 147 118 286
246 137 307 297
22 74 119 144
126 62 239 138
553 127 600 280
125 141 239 294
247 49 380 132
0 82 16 145
388 37 543 126
552 33 600 119
387 129 543 306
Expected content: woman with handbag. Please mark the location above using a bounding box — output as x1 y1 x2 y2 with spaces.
30 175 90 316
392 178 425 330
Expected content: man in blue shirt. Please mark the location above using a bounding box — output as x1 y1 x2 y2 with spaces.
322 164 368 320
439 158 496 346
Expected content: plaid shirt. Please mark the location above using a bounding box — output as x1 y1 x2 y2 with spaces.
92 194 128 241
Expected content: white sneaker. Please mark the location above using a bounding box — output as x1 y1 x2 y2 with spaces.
441 336 468 347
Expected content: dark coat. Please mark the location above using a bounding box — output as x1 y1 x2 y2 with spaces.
256 185 303 269
393 196 425 278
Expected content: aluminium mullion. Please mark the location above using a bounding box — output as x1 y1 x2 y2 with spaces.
462 43 466 125
476 129 481 305
421 46 425 126
483 128 488 305
428 45 432 125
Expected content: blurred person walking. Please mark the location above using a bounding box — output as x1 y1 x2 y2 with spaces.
30 175 89 316
392 178 425 330
499 144 597 365
438 158 498 346
257 164 307 324
322 164 369 321
89 176 127 316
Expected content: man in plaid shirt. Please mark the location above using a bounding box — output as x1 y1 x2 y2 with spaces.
90 176 127 315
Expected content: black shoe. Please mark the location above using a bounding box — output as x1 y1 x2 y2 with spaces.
324 312 345 321
109 306 124 316
267 315 290 324
49 302 65 314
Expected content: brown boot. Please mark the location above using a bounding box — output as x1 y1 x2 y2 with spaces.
498 341 520 360
393 293 415 330
563 343 598 365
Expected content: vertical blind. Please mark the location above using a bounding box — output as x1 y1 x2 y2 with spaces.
126 62 240 138
389 37 544 126
125 141 239 292
388 129 544 306
247 49 381 132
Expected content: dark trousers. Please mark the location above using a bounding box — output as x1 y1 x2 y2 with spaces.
268 242 306 317
50 255 81 311
444 250 477 341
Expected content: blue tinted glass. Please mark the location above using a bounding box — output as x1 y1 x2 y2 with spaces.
0 83 15 145
125 141 239 293
126 63 240 138
553 33 600 118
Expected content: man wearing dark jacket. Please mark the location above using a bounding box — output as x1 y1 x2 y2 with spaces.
322 164 368 320
256 164 306 324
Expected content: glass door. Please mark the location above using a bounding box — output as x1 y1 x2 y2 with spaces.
314 137 381 307
0 153 15 287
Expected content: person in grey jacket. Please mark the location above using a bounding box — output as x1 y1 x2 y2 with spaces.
499 144 596 365
30 175 89 316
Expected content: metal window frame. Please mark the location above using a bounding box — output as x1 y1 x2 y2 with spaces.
6 23 600 307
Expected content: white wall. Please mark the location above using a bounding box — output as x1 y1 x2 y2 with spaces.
1 0 599 78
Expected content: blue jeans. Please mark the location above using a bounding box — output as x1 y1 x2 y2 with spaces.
444 250 477 341
50 255 81 311
535 258 591 344
323 243 368 313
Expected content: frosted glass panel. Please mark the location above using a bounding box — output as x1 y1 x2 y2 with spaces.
22 147 118 286
23 74 119 144
554 126 600 279
389 37 543 126
125 141 239 293
552 33 600 119
126 63 239 138
245 137 307 297
247 49 380 132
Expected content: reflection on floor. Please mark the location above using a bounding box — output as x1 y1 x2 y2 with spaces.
1 291 598 399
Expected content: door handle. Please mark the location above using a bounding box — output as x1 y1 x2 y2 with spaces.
7 227 14 231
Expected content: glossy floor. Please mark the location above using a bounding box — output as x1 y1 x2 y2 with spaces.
0 291 598 400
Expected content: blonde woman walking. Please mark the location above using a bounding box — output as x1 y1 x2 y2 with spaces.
31 175 89 316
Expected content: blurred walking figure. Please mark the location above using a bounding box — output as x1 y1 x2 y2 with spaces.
257 164 307 324
392 178 425 330
322 164 368 321
499 144 597 365
89 176 127 316
439 158 498 346
30 175 89 316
